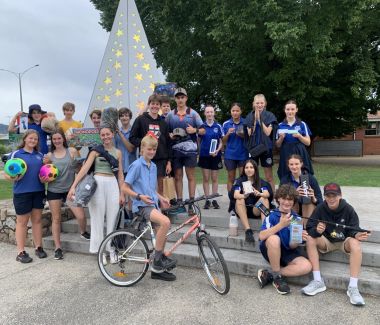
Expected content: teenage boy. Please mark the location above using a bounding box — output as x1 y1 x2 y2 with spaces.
258 184 312 294
302 183 369 306
123 134 176 281
244 94 277 194
165 88 203 215
58 102 82 133
160 96 171 119
129 94 172 195
89 109 102 128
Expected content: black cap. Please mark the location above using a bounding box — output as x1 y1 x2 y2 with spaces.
323 183 342 196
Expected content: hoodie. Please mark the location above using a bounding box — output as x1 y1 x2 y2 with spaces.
129 112 172 161
306 199 360 242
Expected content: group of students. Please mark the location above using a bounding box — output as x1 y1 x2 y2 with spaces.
6 89 370 300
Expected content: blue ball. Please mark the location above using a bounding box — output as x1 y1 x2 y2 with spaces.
4 158 27 178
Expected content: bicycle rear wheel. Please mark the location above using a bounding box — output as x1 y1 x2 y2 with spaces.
98 229 149 287
197 234 230 294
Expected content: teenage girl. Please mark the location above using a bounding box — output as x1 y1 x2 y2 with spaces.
276 100 314 180
222 103 248 193
230 159 272 243
198 105 224 209
5 130 48 263
68 126 125 255
280 154 322 227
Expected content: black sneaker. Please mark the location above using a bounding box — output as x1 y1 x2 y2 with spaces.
16 251 33 263
54 248 63 260
245 229 255 243
35 247 47 259
151 271 176 281
212 200 220 209
258 269 273 288
188 204 196 216
203 200 211 209
151 254 177 273
273 275 290 294
80 231 91 240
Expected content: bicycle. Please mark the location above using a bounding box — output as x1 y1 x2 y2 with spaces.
97 194 230 295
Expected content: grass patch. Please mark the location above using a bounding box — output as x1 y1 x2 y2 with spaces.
0 180 13 200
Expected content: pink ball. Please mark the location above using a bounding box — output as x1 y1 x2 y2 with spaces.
39 164 59 182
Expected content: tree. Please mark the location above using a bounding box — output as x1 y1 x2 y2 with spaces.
90 0 380 138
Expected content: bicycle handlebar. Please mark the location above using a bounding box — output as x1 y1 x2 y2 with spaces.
161 193 222 214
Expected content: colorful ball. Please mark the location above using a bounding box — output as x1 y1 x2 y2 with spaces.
39 164 59 182
4 158 27 178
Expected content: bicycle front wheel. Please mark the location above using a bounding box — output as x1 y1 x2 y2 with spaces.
98 229 149 287
197 234 230 295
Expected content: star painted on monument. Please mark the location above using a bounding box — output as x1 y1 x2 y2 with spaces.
133 63 138 68
115 49 123 57
104 77 112 85
142 89 146 93
137 101 145 110
133 34 141 43
103 95 110 103
114 89 123 97
135 73 143 81
133 45 137 49
119 82 124 86
142 63 151 71
136 52 144 61
149 83 155 90
116 29 124 37
113 61 122 70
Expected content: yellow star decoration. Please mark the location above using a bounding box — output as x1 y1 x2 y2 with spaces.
133 45 137 49
142 63 151 71
113 61 121 70
116 29 124 37
120 13 124 17
115 49 123 57
135 73 143 81
119 82 123 86
137 101 145 110
142 89 146 93
103 95 110 103
133 63 138 68
96 95 101 100
149 83 155 90
104 77 112 85
118 21 122 26
114 89 123 97
142 45 146 49
133 34 141 43
149 75 153 79
136 52 144 61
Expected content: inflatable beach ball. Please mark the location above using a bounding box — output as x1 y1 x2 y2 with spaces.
4 158 27 178
39 164 59 182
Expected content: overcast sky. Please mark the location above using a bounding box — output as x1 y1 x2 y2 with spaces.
0 0 108 125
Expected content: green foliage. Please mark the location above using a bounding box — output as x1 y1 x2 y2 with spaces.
0 143 10 155
90 0 380 138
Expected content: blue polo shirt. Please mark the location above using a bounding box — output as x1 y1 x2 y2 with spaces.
222 118 248 161
198 121 224 157
125 156 159 213
11 149 44 194
260 209 302 250
115 127 137 173
276 119 311 144
28 123 49 154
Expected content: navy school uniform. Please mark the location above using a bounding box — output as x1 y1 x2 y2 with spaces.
198 121 224 157
222 118 248 161
276 119 314 179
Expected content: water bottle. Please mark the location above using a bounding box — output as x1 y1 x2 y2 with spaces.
229 211 238 236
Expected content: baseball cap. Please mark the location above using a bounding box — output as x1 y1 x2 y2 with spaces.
174 87 187 97
172 127 187 138
323 183 342 196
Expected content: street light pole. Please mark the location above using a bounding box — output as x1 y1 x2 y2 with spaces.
0 64 39 112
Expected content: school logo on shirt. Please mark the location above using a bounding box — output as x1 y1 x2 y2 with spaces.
213 127 219 133
295 125 301 131
148 124 161 138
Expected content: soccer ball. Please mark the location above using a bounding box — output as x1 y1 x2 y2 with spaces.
39 164 59 182
4 158 27 178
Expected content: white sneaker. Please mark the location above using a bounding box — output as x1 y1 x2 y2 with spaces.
347 286 365 306
301 280 326 296
102 253 107 266
110 251 119 264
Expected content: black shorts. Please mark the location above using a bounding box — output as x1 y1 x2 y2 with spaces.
47 191 68 202
172 155 197 170
260 238 301 267
224 159 245 171
253 150 274 168
152 159 167 177
13 191 46 215
198 156 223 170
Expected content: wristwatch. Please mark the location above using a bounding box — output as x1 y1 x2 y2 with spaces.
136 193 141 201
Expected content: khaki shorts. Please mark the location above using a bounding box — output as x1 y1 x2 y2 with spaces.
317 235 351 254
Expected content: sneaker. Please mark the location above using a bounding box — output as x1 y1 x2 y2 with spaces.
245 229 255 243
80 231 91 240
273 275 290 294
35 247 47 259
258 269 273 288
301 280 326 296
16 251 33 263
188 204 196 216
110 251 119 264
151 254 177 273
203 200 211 209
212 200 220 209
151 271 176 281
168 205 187 216
347 286 365 306
54 248 63 260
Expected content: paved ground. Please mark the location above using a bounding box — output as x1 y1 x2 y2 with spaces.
0 243 379 325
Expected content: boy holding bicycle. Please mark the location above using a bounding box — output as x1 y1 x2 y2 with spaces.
302 183 370 306
123 133 177 281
